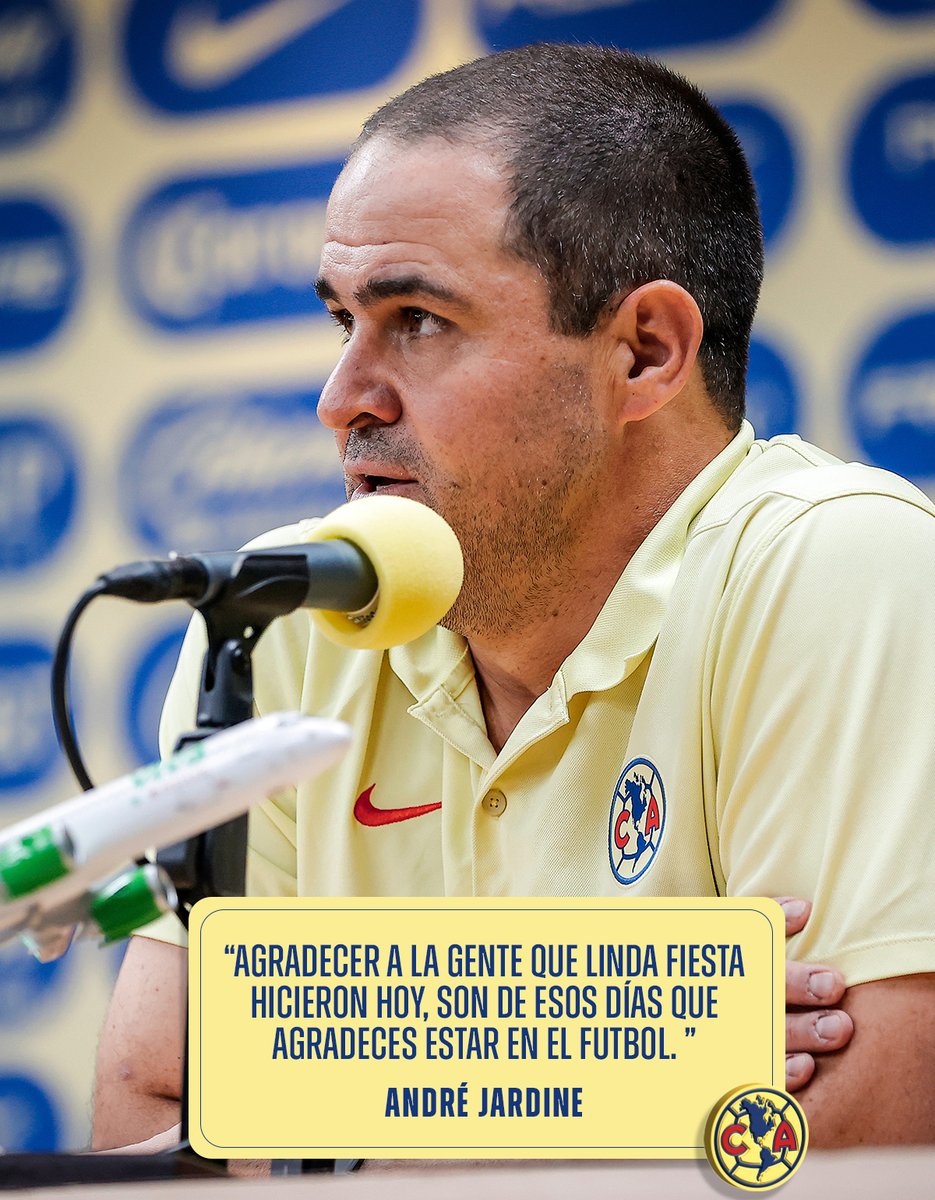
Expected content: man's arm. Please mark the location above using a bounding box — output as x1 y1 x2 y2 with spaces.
800 974 935 1145
780 898 853 1091
91 783 296 1151
712 493 935 1141
92 936 185 1150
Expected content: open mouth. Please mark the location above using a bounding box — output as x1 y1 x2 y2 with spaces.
351 473 416 498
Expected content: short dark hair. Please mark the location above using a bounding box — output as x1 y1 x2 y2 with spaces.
356 43 763 429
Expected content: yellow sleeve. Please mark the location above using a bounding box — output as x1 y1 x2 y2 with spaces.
712 492 935 984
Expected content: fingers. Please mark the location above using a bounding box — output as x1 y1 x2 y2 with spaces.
785 1005 855 1092
786 1007 854 1056
786 957 846 1007
785 1053 815 1093
776 896 812 937
778 896 853 1094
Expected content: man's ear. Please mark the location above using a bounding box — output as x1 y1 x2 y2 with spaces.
604 281 704 422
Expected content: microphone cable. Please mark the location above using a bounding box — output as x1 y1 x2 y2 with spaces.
51 581 107 793
49 498 463 793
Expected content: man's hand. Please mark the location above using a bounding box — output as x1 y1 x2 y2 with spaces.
780 897 854 1091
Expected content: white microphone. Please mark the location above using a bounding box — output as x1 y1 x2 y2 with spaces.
0 712 350 961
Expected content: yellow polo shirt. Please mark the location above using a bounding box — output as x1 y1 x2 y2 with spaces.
156 424 935 986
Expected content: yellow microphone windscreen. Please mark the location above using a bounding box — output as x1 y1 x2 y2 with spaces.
303 496 463 649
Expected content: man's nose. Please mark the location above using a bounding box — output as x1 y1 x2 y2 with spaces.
317 342 402 431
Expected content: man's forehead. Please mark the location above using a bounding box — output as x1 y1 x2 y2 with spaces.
324 135 510 242
315 138 524 304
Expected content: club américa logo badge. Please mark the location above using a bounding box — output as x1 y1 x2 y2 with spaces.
607 757 665 885
705 1084 808 1190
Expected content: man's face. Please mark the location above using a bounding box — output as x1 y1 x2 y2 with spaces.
315 136 612 638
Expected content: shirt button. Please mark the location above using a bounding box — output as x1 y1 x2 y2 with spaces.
482 789 508 817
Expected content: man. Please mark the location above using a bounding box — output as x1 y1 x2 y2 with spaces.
94 44 935 1153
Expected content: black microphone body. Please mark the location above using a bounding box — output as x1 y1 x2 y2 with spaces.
97 541 379 616
92 495 463 649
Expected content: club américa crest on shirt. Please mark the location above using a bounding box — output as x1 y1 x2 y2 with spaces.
608 757 666 885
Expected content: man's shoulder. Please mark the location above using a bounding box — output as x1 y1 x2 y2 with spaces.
670 433 935 619
694 433 935 540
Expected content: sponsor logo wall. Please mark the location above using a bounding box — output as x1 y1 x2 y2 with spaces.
0 0 933 1152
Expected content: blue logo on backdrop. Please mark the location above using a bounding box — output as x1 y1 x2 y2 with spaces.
0 1074 61 1152
848 310 935 481
0 416 78 572
746 336 800 440
0 637 59 793
717 101 796 251
0 198 79 353
0 942 67 1027
122 161 340 332
122 0 420 115
126 622 189 765
858 1 935 16
473 0 784 53
0 0 75 148
120 389 347 552
850 72 935 244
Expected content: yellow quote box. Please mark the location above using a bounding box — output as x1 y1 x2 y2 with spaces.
188 898 783 1158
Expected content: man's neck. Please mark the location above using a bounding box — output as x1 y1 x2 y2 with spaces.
467 520 646 753
466 420 735 753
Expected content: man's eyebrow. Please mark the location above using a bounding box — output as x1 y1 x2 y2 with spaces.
315 276 339 303
314 273 469 310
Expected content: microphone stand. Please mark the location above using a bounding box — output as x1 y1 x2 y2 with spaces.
155 568 335 1176
158 549 316 912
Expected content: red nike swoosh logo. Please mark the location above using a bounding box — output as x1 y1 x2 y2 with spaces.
353 785 441 827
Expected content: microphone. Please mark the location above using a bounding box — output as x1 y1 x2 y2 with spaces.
99 540 379 612
97 495 464 650
0 712 351 961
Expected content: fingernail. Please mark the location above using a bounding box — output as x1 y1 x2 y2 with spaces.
779 899 807 920
816 1013 845 1041
786 1053 811 1078
808 970 836 1001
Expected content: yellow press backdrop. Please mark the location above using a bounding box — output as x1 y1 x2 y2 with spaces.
0 0 933 1152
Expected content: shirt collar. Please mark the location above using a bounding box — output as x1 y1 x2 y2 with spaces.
390 422 755 706
559 422 754 698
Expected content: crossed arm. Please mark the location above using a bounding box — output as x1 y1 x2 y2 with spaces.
93 936 186 1151
780 901 935 1142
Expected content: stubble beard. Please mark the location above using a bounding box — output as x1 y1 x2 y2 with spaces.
437 464 595 641
342 368 600 642
438 371 602 642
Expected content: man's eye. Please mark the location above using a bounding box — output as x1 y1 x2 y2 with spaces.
402 308 445 335
328 309 353 342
